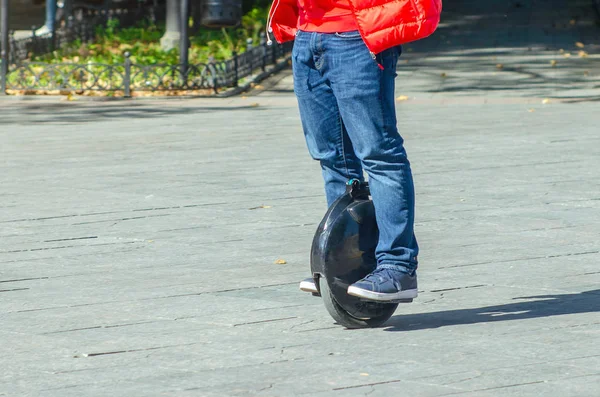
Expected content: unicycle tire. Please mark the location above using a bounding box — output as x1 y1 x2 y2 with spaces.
319 277 398 329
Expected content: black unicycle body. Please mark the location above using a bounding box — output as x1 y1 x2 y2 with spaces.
310 180 410 328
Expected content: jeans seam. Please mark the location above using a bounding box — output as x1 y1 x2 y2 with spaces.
338 113 350 179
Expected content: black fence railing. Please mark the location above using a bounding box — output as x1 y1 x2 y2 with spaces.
1 40 293 96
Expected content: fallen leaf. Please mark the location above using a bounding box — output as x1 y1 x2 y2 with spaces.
360 373 370 376
254 85 264 89
528 108 536 112
274 259 287 264
578 51 588 58
563 53 571 58
550 60 557 67
584 71 589 76
542 98 550 104
575 42 585 48
496 63 504 69
440 72 447 78
241 96 247 99
249 205 272 210
249 103 260 107
396 95 409 101
559 49 565 53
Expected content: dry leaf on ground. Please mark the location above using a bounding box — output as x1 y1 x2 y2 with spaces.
496 64 504 69
528 108 536 113
249 205 272 210
575 42 585 48
578 51 588 58
396 95 409 101
542 98 550 104
274 259 287 264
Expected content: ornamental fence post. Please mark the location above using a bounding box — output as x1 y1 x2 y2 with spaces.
123 51 131 98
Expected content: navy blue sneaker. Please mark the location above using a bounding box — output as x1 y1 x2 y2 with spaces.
347 268 417 302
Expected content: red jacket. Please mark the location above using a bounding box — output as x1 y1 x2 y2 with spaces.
267 0 442 55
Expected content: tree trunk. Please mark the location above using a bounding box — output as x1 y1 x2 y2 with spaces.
160 0 180 51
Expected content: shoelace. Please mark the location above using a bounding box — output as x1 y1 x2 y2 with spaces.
362 268 397 283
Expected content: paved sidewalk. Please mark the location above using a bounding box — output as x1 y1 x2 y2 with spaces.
1 0 599 396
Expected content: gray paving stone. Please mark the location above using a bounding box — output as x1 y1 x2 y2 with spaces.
1 0 600 395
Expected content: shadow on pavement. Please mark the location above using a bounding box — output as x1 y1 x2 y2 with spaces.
384 289 600 331
410 0 600 54
0 102 264 125
397 0 600 100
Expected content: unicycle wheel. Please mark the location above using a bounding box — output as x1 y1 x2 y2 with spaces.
319 277 398 329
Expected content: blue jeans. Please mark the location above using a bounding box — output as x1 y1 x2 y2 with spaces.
292 30 418 273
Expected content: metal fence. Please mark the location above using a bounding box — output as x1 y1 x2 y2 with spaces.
1 40 292 96
0 0 293 96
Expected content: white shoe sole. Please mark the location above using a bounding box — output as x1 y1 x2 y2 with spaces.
299 280 318 294
347 286 418 302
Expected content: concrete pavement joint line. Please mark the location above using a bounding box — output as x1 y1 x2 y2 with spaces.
137 281 300 301
0 241 143 254
297 326 340 333
0 277 49 283
251 304 307 312
439 250 600 269
42 320 159 335
233 316 298 327
429 284 487 293
0 288 29 293
42 236 98 243
77 342 203 358
416 159 582 176
436 380 548 396
333 379 403 391
71 213 172 225
7 282 303 315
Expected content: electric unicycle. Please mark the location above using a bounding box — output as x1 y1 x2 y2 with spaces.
310 179 412 329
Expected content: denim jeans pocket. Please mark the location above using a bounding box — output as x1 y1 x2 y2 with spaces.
334 31 362 39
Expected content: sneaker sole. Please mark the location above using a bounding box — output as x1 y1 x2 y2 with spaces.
299 280 318 294
347 286 418 302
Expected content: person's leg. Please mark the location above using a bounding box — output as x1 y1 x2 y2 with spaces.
292 30 363 207
293 30 363 293
36 0 57 35
45 0 56 31
320 32 419 301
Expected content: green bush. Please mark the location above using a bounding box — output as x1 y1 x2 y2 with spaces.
31 6 269 65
